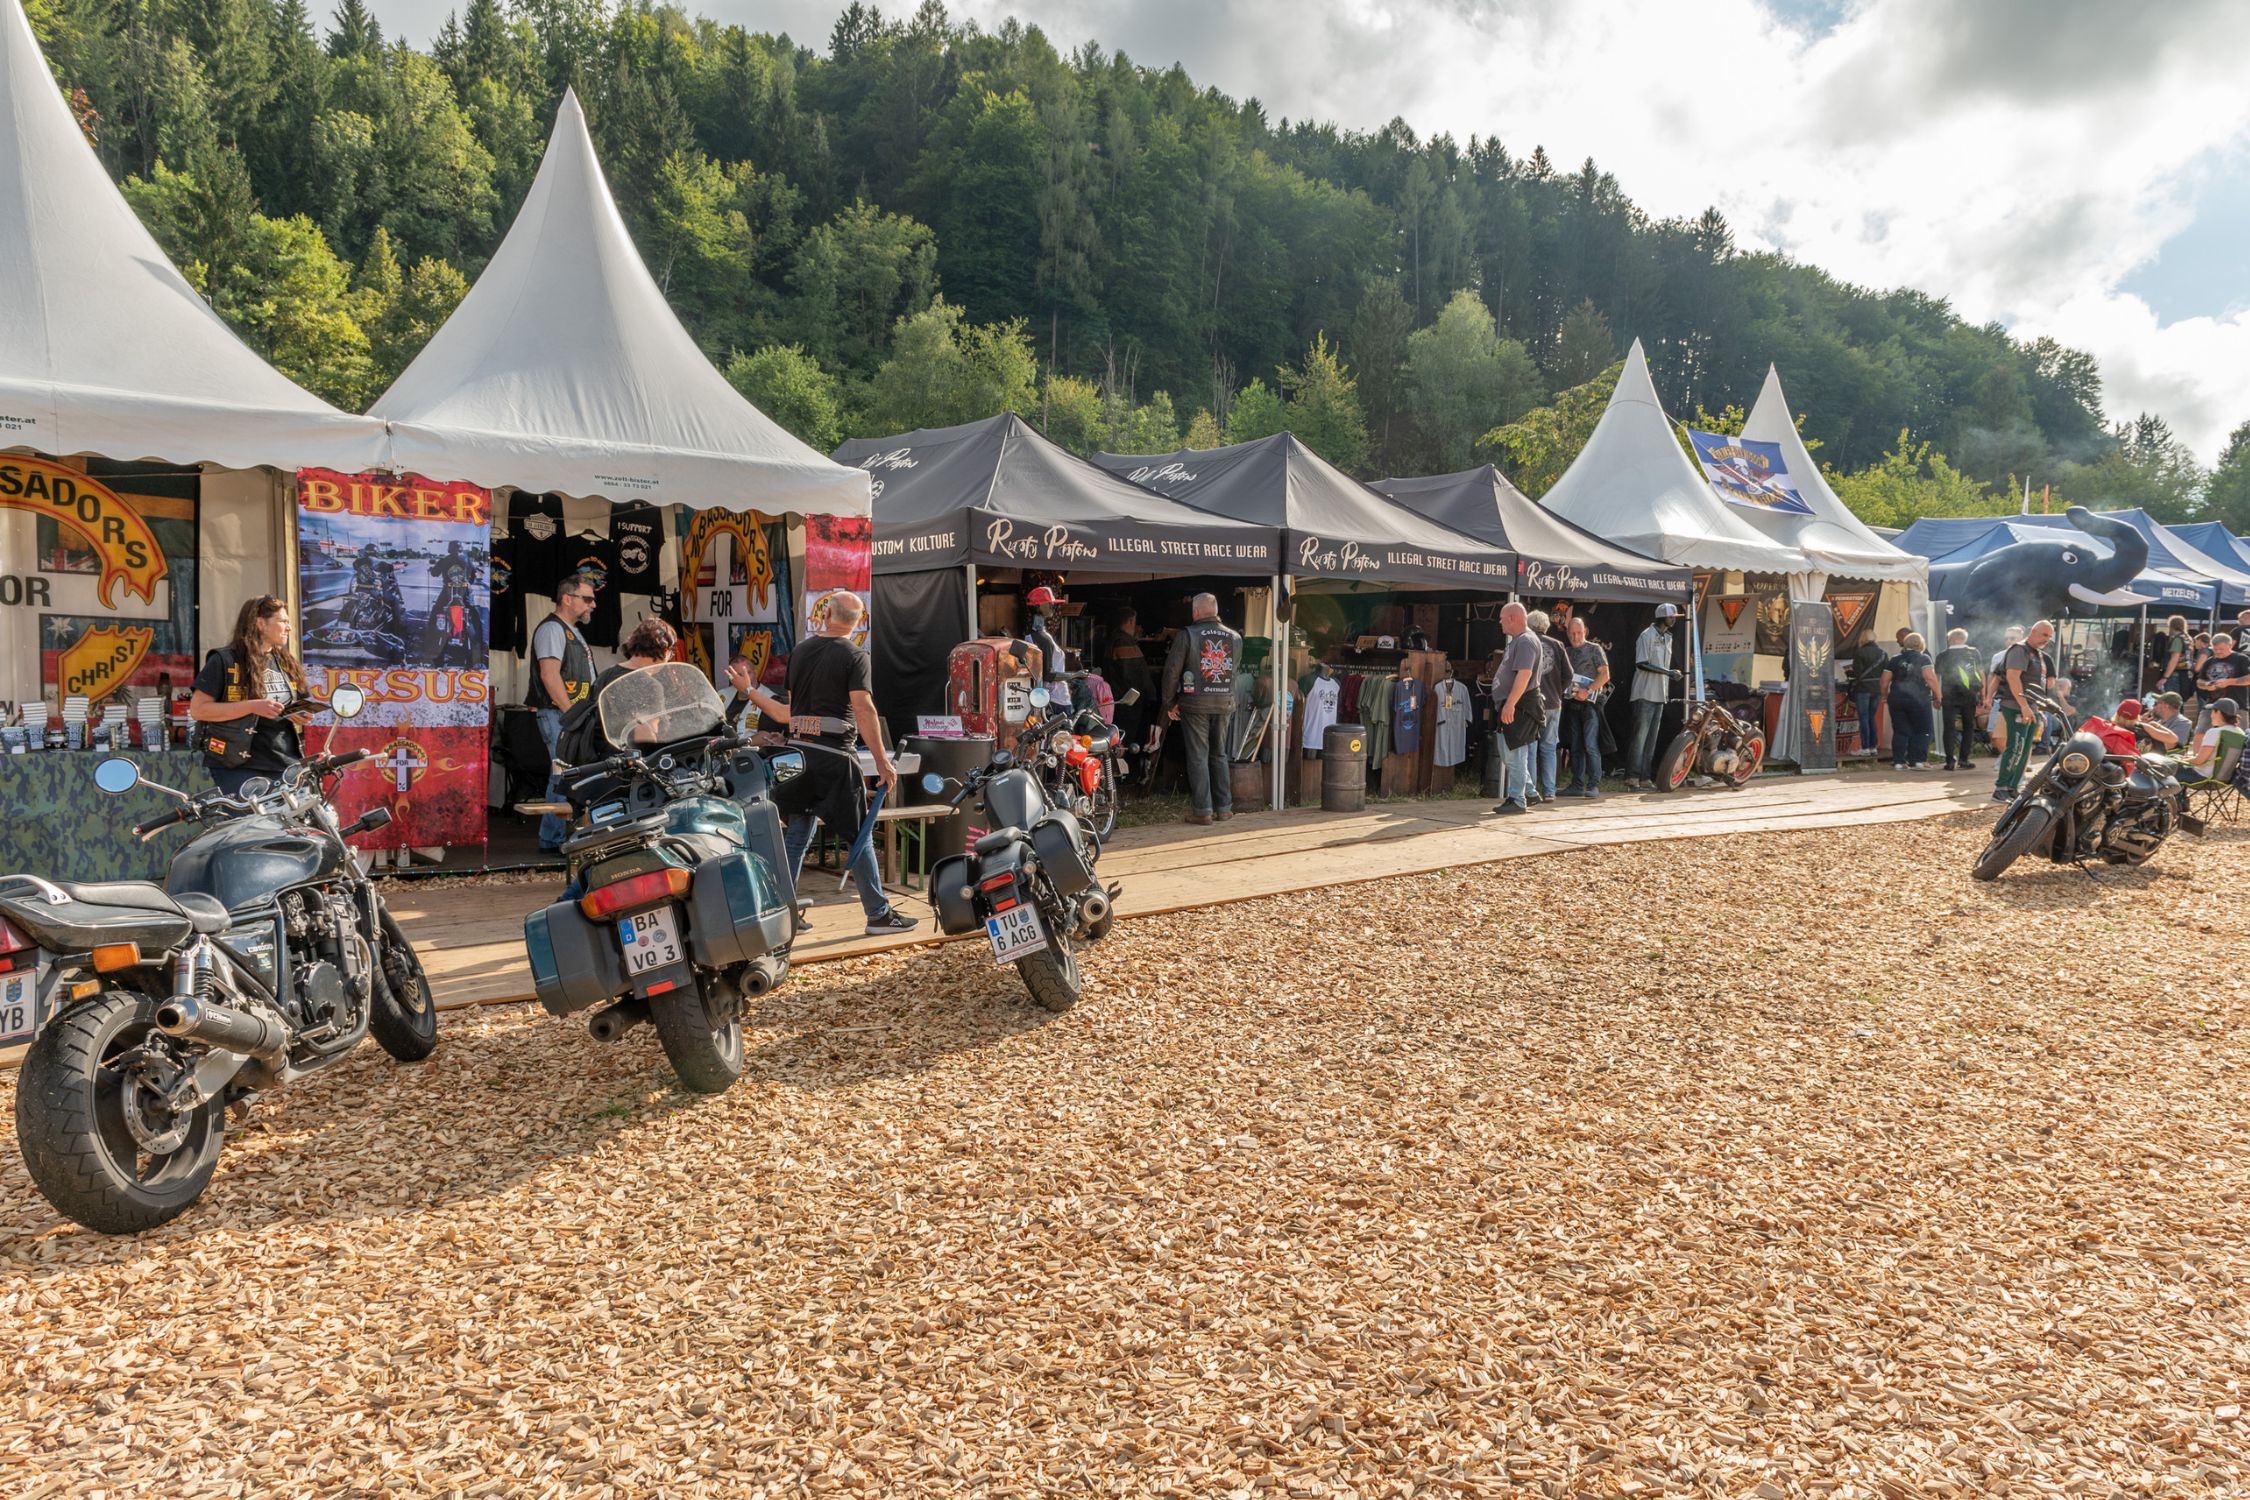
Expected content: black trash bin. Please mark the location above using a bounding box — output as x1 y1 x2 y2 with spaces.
901 734 996 862
1321 723 1367 812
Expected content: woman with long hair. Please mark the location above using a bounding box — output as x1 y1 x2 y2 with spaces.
2160 614 2193 696
189 595 312 794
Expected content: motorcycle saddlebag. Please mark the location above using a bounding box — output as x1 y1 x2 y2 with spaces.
686 849 788 971
525 899 627 1017
1029 809 1096 898
929 853 980 936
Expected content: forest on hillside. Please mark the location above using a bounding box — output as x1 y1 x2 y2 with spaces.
24 0 2250 530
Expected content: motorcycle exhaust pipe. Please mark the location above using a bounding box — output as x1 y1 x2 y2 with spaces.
1076 889 1110 934
154 994 290 1063
740 955 787 997
587 997 650 1044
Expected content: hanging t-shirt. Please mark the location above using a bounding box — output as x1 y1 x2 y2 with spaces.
1432 679 1473 766
1392 677 1424 757
610 502 665 595
562 532 623 648
1300 673 1340 749
507 491 567 600
1338 672 1363 723
488 532 526 655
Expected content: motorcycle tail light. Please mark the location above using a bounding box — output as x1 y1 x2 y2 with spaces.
580 867 693 920
978 872 1016 892
0 914 28 954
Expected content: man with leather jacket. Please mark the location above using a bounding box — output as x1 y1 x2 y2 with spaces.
1162 593 1241 826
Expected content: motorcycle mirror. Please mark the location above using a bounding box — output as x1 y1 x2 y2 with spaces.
920 772 946 795
1028 687 1051 709
329 683 368 720
1118 688 1141 706
93 756 141 795
768 749 806 780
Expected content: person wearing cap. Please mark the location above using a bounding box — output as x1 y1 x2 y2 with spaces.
2081 698 2141 758
2185 697 2244 773
1023 586 1071 709
2142 690 2194 751
1625 603 1683 790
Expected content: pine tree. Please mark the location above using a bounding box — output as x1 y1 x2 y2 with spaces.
327 0 381 59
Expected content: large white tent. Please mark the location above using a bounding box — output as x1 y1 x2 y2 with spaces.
0 0 384 472
1539 340 1805 576
1738 366 1927 586
371 89 869 516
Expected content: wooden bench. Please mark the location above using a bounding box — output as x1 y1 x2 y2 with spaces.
873 802 947 891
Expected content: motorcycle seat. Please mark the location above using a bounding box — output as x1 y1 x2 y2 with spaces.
972 830 1022 856
56 882 229 935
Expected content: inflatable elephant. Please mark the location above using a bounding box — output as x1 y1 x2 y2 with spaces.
1944 507 2150 628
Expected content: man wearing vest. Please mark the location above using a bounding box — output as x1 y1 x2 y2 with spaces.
1163 592 1243 826
529 572 598 853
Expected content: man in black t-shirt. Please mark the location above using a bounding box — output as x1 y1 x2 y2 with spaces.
2194 635 2250 736
730 591 911 935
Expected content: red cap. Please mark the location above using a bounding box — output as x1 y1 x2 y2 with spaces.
2114 698 2143 719
1025 586 1061 607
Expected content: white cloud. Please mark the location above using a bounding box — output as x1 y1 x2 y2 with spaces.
365 0 2250 457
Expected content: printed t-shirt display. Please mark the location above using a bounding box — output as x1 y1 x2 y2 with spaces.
1300 673 1340 749
1392 677 1424 757
562 531 624 648
609 502 665 594
1432 679 1473 766
506 491 567 599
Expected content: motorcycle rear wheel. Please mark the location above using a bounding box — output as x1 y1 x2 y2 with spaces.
651 970 745 1094
1015 926 1082 1013
370 908 439 1062
15 990 226 1234
1653 733 1697 793
1091 756 1121 842
1972 799 2055 881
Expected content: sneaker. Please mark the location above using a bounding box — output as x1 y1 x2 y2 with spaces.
864 911 917 936
1494 801 1529 816
1991 788 2014 803
1943 760 1956 771
1582 787 1602 800
1214 809 1234 822
1185 812 1214 826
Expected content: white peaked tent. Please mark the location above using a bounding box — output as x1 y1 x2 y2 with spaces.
0 0 383 470
371 89 869 516
1539 340 1805 576
1738 366 1927 585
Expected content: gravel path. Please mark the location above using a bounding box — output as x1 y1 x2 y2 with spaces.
3 812 2247 1497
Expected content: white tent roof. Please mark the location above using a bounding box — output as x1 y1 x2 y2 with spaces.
0 0 384 470
1539 340 1806 576
370 89 869 515
1738 366 1927 584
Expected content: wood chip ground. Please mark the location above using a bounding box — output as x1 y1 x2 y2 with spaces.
2 811 2247 1497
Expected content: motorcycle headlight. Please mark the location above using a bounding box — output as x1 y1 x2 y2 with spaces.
2059 750 2093 777
1049 729 1074 755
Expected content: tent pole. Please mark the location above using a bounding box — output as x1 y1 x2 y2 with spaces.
1271 572 1287 813
963 563 978 639
2137 605 2148 696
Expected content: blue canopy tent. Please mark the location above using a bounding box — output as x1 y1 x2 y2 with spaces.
2171 521 2250 580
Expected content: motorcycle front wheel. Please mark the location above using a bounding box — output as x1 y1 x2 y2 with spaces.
14 990 226 1234
1725 733 1767 788
1015 925 1082 1013
1652 732 1698 793
651 969 745 1094
370 907 439 1062
1972 798 2056 881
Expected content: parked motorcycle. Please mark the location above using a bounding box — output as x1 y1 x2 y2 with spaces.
924 688 1118 1012
1973 683 2201 881
1653 696 1767 792
0 685 439 1233
1039 694 1136 843
522 662 800 1094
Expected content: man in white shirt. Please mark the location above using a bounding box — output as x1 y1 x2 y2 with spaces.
1624 603 1682 790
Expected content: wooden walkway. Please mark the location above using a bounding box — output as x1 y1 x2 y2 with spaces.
394 768 1994 1012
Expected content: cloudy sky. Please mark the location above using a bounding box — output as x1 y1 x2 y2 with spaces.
373 0 2250 461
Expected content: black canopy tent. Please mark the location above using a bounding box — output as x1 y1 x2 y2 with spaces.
1095 434 1520 809
832 414 1282 737
1370 465 1690 602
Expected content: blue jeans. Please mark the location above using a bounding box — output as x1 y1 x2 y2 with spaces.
536 706 569 850
208 765 263 797
1535 710 1561 799
1180 710 1233 816
1564 703 1602 791
783 808 891 923
1855 689 1881 756
1500 738 1534 807
1627 699 1665 781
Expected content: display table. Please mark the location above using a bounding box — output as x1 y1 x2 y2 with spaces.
0 748 204 884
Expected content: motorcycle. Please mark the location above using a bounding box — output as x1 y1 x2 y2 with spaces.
0 685 439 1233
1653 695 1767 792
1972 683 2201 881
1040 693 1136 843
923 688 1119 1013
522 662 800 1094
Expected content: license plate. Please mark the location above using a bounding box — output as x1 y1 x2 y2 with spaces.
0 970 39 1047
617 907 685 976
985 904 1046 965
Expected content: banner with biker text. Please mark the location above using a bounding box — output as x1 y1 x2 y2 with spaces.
295 469 492 850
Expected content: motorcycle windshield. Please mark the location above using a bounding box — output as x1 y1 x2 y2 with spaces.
597 662 726 750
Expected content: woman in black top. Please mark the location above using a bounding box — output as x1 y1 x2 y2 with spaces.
189 595 312 795
1878 630 1941 770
